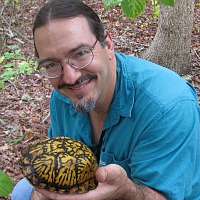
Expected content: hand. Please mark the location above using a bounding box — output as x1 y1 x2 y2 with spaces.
31 188 49 200
35 164 132 200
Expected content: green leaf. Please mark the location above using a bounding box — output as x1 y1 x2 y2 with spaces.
5 136 24 144
28 60 36 65
17 61 29 73
14 49 21 55
6 45 18 50
0 171 13 196
16 55 26 60
150 0 158 5
3 62 14 68
21 93 32 101
158 0 174 6
0 70 17 81
151 0 160 19
26 68 33 74
4 52 15 60
0 81 5 89
0 56 4 64
103 0 122 8
121 0 146 19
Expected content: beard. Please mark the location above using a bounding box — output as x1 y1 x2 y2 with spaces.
73 96 96 113
57 74 98 112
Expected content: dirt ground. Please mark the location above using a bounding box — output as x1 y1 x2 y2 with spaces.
0 0 199 199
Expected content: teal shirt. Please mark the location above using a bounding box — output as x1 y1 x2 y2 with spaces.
48 52 200 200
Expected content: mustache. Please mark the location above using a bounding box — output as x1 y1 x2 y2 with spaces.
58 74 97 90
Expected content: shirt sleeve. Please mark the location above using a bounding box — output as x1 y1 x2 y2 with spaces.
130 100 200 200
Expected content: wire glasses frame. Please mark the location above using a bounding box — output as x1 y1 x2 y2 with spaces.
38 39 98 78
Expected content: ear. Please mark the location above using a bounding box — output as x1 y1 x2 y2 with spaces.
104 30 115 60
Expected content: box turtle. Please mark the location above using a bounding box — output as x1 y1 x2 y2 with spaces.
21 136 98 193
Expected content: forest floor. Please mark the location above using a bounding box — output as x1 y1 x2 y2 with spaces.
0 0 199 199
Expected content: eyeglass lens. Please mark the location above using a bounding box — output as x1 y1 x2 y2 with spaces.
39 40 97 78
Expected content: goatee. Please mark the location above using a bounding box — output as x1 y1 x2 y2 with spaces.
73 97 96 113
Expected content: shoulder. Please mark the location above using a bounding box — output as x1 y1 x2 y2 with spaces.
115 52 199 109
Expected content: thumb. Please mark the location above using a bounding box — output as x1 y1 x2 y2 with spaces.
96 164 127 184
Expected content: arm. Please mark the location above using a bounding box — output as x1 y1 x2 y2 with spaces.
34 164 166 200
96 164 166 200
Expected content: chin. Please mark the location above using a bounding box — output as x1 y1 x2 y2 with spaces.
73 96 96 113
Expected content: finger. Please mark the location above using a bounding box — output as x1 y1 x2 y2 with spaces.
36 188 69 200
96 164 127 184
35 188 96 200
31 189 49 200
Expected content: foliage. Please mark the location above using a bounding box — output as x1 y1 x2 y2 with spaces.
3 0 20 7
0 45 38 89
103 0 174 19
5 136 24 144
0 171 13 196
150 0 160 19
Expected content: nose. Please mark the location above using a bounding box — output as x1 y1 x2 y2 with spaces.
61 63 82 85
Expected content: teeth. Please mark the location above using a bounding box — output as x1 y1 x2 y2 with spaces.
70 83 86 90
69 79 91 90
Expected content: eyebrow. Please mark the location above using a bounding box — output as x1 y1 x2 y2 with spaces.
38 42 95 65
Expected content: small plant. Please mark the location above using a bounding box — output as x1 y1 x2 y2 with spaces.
150 0 160 19
0 170 13 197
103 0 173 19
0 45 38 89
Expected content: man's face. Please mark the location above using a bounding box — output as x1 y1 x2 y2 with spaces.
34 16 116 112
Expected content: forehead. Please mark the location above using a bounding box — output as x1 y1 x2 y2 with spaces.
34 16 95 58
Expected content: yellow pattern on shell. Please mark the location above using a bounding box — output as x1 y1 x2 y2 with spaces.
21 136 98 193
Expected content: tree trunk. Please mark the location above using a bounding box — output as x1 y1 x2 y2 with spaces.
0 2 3 55
140 0 195 75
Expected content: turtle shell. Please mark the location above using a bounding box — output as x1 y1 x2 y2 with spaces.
21 136 98 193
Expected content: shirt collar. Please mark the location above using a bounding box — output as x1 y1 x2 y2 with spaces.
103 52 135 129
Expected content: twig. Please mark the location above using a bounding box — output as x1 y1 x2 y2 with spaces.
1 15 33 45
42 113 50 123
192 48 200 65
0 2 7 17
14 37 25 44
193 47 200 60
5 80 19 96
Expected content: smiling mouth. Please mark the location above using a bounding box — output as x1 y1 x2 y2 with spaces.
58 74 97 90
68 81 90 90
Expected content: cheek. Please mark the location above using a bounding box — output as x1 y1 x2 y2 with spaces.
49 78 59 89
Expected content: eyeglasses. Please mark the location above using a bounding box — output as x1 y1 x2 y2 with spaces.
38 39 98 78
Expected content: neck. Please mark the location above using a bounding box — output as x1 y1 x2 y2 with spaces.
89 74 116 143
89 111 106 143
90 57 117 143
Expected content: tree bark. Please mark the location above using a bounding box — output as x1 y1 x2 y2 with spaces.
0 0 5 56
140 0 195 75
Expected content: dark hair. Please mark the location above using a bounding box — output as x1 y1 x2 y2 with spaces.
33 0 106 57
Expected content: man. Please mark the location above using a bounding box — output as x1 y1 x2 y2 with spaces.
12 0 200 199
